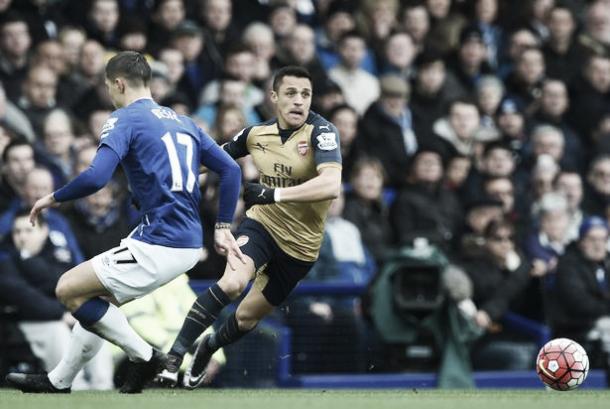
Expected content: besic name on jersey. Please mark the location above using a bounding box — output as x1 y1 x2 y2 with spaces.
151 108 181 122
261 174 304 187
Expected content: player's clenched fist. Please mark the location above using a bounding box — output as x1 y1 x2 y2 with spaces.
243 183 275 207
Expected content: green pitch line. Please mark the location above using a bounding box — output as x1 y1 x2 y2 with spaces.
1 389 610 409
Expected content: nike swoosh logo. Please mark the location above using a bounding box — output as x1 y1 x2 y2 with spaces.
538 358 557 380
186 372 206 389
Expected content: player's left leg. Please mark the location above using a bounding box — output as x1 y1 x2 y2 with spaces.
183 283 275 388
55 260 156 364
184 252 314 389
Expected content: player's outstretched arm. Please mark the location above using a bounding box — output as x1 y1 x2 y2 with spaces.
244 166 341 207
200 136 246 267
30 146 120 226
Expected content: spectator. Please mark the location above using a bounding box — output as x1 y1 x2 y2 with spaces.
425 0 467 55
63 184 130 261
158 47 185 94
328 104 358 180
0 139 35 212
554 169 585 242
473 0 502 68
329 31 380 115
568 54 610 146
410 49 463 139
268 3 297 41
529 125 566 170
543 4 583 85
530 79 583 170
496 97 528 154
525 192 571 321
212 105 246 144
583 155 610 218
505 46 546 112
194 74 261 130
117 17 148 53
475 75 504 141
401 2 430 51
433 98 481 157
579 0 610 54
390 145 462 250
0 167 85 264
199 0 240 60
497 27 540 80
445 25 493 99
552 217 610 353
0 12 32 103
460 218 533 370
463 141 516 200
317 1 377 74
528 154 560 207
356 74 416 187
356 0 399 56
39 109 77 187
57 26 87 73
457 195 504 258
379 30 417 80
242 22 275 85
0 211 113 389
199 44 263 109
18 65 60 138
0 81 35 142
85 0 121 49
343 157 392 263
276 24 329 93
148 0 186 54
170 20 222 109
445 153 472 193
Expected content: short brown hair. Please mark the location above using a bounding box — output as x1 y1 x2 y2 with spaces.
105 51 151 87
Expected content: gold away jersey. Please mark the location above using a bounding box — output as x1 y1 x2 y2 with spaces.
224 112 342 261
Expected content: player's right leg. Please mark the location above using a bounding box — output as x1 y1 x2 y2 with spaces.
159 219 271 386
157 254 256 386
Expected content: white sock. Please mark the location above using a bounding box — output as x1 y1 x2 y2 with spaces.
48 323 104 390
89 303 153 362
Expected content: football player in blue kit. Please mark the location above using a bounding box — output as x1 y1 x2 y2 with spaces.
5 51 245 394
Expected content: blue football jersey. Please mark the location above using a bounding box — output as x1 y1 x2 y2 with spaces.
99 98 213 248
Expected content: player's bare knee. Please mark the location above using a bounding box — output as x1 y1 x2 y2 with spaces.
235 309 259 331
218 276 248 299
55 276 72 307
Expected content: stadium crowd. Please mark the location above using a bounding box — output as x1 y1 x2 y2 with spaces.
1 0 610 387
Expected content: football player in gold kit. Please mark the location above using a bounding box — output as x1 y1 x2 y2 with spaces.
157 66 342 388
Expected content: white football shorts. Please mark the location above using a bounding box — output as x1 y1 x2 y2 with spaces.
91 237 202 304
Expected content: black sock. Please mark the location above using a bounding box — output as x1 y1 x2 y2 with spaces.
207 312 253 352
169 284 231 358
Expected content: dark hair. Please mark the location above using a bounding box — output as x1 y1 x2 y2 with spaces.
225 43 253 60
447 97 479 115
0 11 28 29
484 218 514 240
13 208 46 227
328 103 357 120
105 51 151 87
338 29 365 46
350 156 386 185
272 66 313 92
2 137 32 163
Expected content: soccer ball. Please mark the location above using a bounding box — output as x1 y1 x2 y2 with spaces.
536 338 589 391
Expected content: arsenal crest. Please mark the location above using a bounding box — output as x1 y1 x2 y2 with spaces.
297 141 308 156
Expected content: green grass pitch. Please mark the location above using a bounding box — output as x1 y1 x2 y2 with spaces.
1 389 610 409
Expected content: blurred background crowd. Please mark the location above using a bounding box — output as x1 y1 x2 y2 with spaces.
1 0 610 388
